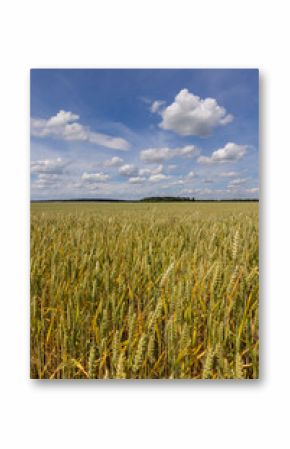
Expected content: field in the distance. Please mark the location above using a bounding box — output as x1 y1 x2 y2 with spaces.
30 202 259 379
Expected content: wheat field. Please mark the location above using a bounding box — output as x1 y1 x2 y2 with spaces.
30 201 259 379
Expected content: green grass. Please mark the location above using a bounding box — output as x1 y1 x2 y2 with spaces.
30 201 259 379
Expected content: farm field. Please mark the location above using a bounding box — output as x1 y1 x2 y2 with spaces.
30 201 259 379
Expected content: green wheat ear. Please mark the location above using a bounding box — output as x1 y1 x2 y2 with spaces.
88 344 96 379
202 347 214 379
232 229 240 261
235 353 244 379
133 334 147 374
116 352 126 379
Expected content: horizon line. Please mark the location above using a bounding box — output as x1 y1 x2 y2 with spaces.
30 197 259 202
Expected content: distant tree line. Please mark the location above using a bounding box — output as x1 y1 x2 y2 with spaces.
31 197 259 203
140 196 195 202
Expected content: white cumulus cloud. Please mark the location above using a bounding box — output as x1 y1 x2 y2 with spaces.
219 171 239 177
139 164 163 176
245 187 259 194
148 173 169 183
81 172 110 182
187 171 198 178
31 110 130 151
171 179 184 185
128 177 146 184
197 143 247 164
168 164 177 172
118 164 138 177
46 110 80 126
140 145 199 163
228 178 248 187
31 157 68 174
103 156 124 167
150 100 165 113
158 89 233 136
32 173 63 190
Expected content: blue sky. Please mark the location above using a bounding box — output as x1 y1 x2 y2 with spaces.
31 69 259 199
